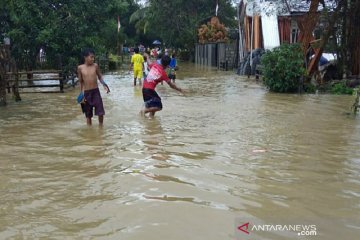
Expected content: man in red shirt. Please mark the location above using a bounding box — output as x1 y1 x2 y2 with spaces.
141 54 184 117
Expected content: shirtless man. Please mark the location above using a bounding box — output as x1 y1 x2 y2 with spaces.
77 48 110 126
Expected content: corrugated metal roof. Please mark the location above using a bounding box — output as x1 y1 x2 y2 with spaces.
289 0 336 13
244 0 335 16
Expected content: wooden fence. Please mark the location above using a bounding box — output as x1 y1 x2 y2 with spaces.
195 42 237 70
6 70 76 93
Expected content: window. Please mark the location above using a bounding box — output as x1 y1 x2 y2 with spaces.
291 28 299 43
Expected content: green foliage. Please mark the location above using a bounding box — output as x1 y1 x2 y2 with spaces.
330 82 353 95
1 0 136 71
178 49 191 61
261 43 305 93
351 88 360 114
1 0 237 72
303 83 316 93
132 0 236 49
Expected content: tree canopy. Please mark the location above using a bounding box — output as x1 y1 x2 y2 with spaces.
1 0 140 70
131 0 236 49
0 0 237 71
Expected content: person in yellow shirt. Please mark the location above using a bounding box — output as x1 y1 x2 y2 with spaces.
129 47 144 86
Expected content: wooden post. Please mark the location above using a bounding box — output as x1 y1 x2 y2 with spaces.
14 71 21 101
0 45 9 105
11 68 20 102
6 78 11 93
59 71 64 93
72 75 75 88
0 73 6 106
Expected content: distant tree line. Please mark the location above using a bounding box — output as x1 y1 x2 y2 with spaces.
0 0 143 71
130 0 236 50
0 0 237 72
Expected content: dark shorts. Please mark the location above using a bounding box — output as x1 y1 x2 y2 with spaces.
142 88 162 109
168 73 176 80
168 68 176 80
81 88 105 118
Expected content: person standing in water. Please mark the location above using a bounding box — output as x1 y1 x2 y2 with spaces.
141 54 184 117
129 47 144 86
168 52 178 82
77 48 110 126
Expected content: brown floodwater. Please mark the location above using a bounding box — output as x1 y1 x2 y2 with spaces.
0 63 360 239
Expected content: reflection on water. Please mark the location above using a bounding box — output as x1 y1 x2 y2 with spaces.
1 63 360 239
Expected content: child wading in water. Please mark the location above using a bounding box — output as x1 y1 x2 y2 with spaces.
77 48 110 126
129 47 144 86
168 53 178 82
141 53 184 117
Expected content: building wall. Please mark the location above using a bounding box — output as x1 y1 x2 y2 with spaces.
195 42 237 71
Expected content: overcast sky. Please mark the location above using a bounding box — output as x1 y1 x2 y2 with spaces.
136 0 239 7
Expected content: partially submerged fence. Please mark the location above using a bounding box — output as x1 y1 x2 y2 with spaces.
195 42 237 70
6 70 76 94
0 44 20 105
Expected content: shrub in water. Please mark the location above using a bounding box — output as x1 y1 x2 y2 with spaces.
261 44 305 93
330 82 353 95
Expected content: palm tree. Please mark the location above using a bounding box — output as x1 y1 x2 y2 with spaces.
130 6 151 34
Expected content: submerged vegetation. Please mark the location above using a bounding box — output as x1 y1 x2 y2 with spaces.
256 0 360 95
330 82 353 95
261 44 305 93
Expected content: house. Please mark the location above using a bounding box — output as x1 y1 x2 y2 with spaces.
237 0 333 75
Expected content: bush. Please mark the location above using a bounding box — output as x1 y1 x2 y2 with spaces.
108 54 119 70
330 82 353 95
303 83 316 93
178 50 190 61
261 43 305 93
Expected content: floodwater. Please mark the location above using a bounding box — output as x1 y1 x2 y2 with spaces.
0 63 360 240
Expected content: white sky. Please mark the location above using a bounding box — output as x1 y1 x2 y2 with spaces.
137 0 239 7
